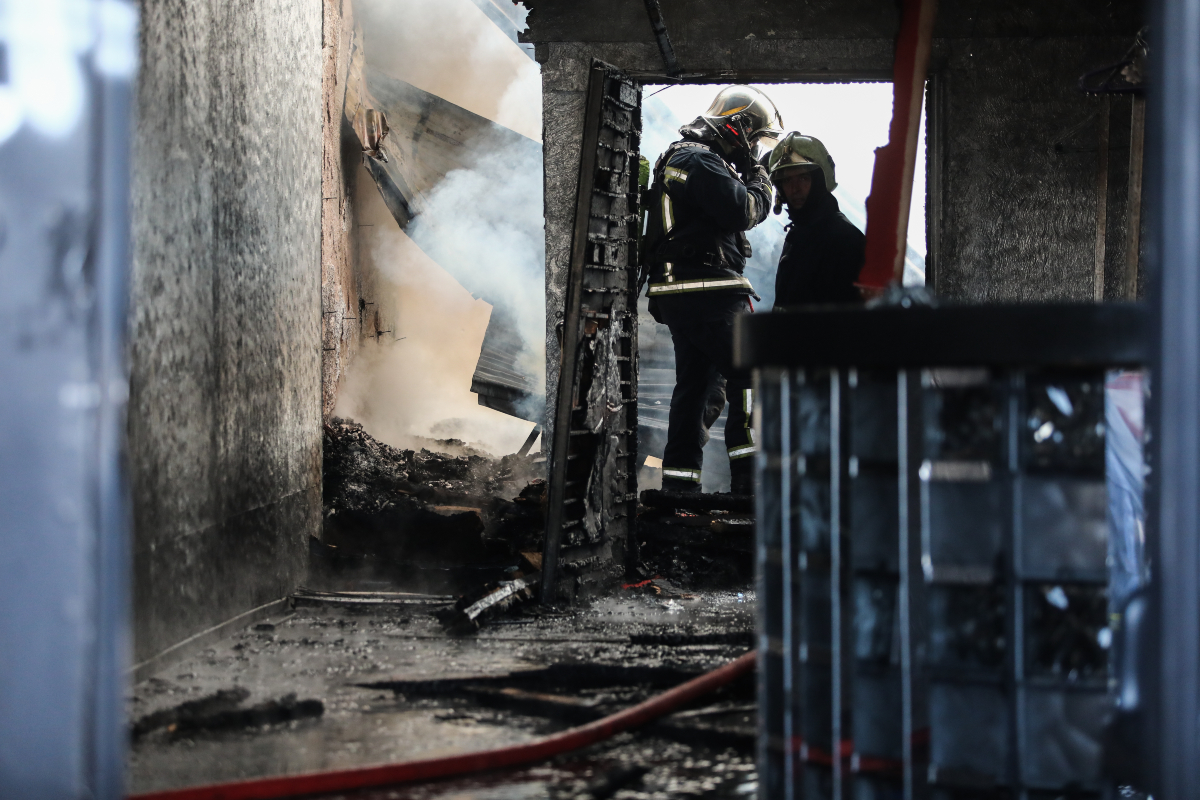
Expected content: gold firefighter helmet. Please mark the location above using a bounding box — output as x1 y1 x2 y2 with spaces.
681 85 785 150
767 132 838 192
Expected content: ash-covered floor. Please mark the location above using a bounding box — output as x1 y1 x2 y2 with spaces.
128 421 758 798
128 590 757 798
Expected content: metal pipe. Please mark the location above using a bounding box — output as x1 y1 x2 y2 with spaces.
1094 97 1111 301
1146 0 1200 795
1125 95 1146 299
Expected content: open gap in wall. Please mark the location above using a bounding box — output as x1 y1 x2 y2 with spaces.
311 0 550 600
333 0 545 458
637 81 927 494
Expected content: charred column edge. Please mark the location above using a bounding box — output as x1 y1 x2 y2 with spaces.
641 0 682 78
542 62 641 604
541 65 605 604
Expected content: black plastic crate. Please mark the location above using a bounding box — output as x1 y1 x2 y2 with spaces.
743 304 1147 800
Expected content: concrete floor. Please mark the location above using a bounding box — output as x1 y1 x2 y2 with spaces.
128 588 758 798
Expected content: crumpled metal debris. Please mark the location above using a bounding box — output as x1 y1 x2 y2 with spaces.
435 572 540 635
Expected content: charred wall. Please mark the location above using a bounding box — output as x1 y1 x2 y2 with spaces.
320 0 394 419
129 0 324 662
321 0 365 419
525 0 1142 410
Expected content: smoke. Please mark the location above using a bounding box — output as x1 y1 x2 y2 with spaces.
333 0 543 456
356 0 541 142
405 136 547 399
333 183 537 456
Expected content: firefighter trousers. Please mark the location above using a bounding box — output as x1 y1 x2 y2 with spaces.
656 293 755 491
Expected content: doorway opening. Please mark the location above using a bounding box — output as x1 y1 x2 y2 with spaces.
637 81 928 493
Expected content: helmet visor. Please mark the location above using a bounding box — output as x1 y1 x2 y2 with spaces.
702 86 785 139
754 130 783 149
753 135 781 165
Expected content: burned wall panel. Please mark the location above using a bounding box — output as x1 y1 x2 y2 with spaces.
543 65 641 600
130 0 323 661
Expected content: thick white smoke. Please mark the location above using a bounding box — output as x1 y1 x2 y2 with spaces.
334 178 535 455
333 0 544 456
405 136 547 398
356 0 541 142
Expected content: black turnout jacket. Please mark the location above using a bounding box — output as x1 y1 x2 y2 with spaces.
772 188 866 309
645 139 771 300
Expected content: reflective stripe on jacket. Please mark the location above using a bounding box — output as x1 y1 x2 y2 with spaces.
646 139 770 297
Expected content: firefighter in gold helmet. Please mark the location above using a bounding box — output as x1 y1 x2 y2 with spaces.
640 85 783 495
767 132 866 308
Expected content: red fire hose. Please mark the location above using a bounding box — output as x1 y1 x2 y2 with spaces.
130 650 757 800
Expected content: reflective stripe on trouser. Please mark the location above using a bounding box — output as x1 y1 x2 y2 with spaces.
727 389 756 460
662 467 702 482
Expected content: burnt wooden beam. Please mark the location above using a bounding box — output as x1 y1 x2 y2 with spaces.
1124 94 1146 300
1094 96 1110 301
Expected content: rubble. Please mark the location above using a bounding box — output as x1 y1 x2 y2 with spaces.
318 418 545 583
319 419 754 627
360 660 755 749
639 490 754 514
634 491 755 590
131 688 250 739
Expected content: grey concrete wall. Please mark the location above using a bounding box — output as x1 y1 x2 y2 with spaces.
129 0 324 662
527 1 1142 408
931 36 1138 301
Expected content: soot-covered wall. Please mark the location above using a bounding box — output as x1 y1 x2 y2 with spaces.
129 0 324 662
526 0 1142 408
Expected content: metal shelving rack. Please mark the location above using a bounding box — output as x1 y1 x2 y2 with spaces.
743 303 1147 800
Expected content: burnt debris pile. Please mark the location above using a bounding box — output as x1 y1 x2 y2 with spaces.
318 419 756 603
634 490 755 589
318 418 545 581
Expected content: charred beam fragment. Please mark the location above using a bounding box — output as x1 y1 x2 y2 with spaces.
361 663 709 694
132 689 324 740
629 631 755 647
641 0 681 78
436 574 539 634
